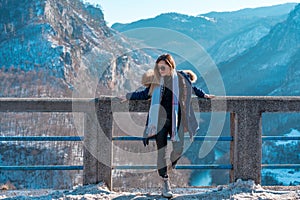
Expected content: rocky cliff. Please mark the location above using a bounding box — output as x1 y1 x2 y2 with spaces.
0 0 152 98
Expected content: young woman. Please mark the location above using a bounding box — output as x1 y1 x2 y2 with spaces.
126 53 214 198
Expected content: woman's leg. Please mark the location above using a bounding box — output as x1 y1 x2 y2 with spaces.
170 124 184 168
156 121 171 177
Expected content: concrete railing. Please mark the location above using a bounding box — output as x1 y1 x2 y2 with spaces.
1 96 300 190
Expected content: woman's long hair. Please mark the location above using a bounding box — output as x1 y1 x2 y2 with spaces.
149 53 176 95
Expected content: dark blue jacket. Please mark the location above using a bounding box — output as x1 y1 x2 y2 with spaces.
126 71 206 100
126 71 206 138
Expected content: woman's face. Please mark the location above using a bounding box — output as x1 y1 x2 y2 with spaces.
157 60 171 77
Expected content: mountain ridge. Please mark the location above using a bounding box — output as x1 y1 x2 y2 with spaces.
112 3 297 51
217 3 300 96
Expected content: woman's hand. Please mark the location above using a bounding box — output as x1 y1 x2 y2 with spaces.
204 94 215 99
143 137 149 147
118 95 128 103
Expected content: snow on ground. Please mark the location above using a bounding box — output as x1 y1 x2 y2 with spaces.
0 179 299 200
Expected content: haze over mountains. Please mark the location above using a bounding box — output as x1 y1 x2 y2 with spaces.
112 3 297 64
1 1 299 97
112 3 300 96
218 4 300 96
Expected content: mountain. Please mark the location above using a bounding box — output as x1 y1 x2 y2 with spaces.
0 0 155 189
213 4 300 140
113 12 220 49
112 3 297 64
217 3 300 96
0 0 152 98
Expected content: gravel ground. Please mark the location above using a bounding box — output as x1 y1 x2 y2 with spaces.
0 179 300 200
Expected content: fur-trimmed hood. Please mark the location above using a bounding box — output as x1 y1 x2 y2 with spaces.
141 69 197 87
180 69 197 83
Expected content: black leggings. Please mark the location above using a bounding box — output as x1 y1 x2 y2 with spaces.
156 120 184 178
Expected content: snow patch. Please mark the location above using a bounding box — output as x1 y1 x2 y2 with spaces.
198 15 217 23
173 16 189 23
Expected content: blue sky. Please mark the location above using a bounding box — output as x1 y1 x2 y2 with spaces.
84 0 300 25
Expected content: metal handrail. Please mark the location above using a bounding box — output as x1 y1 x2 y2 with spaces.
0 136 83 141
113 164 233 170
113 136 233 141
0 136 83 171
262 164 300 169
0 165 83 170
262 136 300 141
